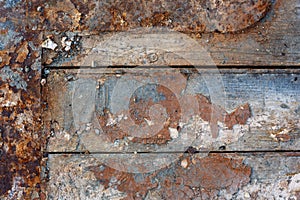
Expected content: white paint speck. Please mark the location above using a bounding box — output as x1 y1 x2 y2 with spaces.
244 192 250 198
181 158 188 168
144 118 154 126
169 127 178 139
42 38 58 50
289 173 300 192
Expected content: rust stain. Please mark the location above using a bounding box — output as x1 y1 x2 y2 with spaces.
129 84 181 144
97 83 181 144
140 11 172 27
39 0 274 66
275 134 291 142
109 8 129 31
213 0 271 32
0 0 288 199
90 154 251 199
0 51 12 67
158 154 251 199
0 72 43 198
0 29 9 35
36 0 271 33
267 127 295 142
0 4 43 196
16 41 29 63
89 165 158 199
43 0 81 31
98 86 251 144
197 94 251 137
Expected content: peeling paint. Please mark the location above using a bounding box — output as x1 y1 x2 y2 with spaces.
0 0 299 199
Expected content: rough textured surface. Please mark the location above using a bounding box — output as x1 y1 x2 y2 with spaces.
0 0 299 199
96 84 250 144
42 68 299 198
33 0 271 33
46 153 299 199
0 1 44 198
43 69 300 152
42 0 300 67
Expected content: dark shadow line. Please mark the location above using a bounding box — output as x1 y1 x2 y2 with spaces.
43 149 300 157
44 65 300 70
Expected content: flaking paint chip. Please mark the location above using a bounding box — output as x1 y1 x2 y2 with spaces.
169 127 179 139
42 38 58 50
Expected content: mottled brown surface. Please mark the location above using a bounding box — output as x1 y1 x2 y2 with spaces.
0 1 44 198
0 69 43 198
160 154 251 199
89 154 251 199
197 94 251 137
41 0 300 67
98 84 181 144
90 165 158 200
0 0 299 199
45 153 300 199
43 69 300 152
98 85 251 144
35 0 271 33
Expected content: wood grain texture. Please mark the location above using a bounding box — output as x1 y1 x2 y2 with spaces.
41 0 300 67
42 69 300 153
45 153 300 199
1 0 299 199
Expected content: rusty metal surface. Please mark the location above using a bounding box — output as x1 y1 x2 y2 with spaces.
35 0 271 33
0 0 299 199
0 1 45 199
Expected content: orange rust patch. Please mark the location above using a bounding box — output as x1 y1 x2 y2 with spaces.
225 103 251 129
98 84 181 144
157 154 251 199
140 12 171 27
98 110 128 142
0 66 42 197
275 134 291 142
197 94 251 137
0 51 11 67
110 8 129 31
129 85 181 144
16 41 29 63
89 154 251 199
43 0 81 31
98 88 251 143
0 29 8 35
90 165 157 199
37 0 271 33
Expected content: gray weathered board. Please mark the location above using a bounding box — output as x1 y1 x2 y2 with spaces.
41 0 300 198
43 68 300 153
42 0 300 67
42 68 299 199
47 153 300 200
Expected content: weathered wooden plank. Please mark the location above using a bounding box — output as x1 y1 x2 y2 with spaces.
41 0 300 66
45 153 300 199
1 0 299 199
42 69 300 153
